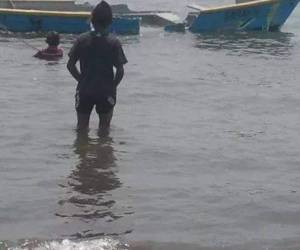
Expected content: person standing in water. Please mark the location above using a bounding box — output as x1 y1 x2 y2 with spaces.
67 1 127 132
34 31 63 60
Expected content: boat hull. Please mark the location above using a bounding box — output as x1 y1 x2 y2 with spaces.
0 1 180 27
189 0 300 33
0 8 140 34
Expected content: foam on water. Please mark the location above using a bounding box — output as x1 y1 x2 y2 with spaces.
6 238 128 250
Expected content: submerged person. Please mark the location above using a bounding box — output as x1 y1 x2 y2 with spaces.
67 1 127 132
34 31 63 60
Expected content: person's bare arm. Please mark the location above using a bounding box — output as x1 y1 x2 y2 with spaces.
113 65 124 87
67 57 82 82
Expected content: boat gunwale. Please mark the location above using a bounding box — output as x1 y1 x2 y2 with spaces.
198 0 279 14
0 7 141 19
0 7 91 17
0 0 77 2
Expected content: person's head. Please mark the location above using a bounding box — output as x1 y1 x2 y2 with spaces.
46 31 60 46
91 1 112 31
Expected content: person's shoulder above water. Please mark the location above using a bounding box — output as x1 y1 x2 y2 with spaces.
75 32 93 43
68 32 92 58
106 34 122 45
104 34 126 54
106 34 128 66
34 47 63 60
34 31 63 60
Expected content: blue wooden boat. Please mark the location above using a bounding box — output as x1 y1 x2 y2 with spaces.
186 0 300 32
0 8 140 34
0 0 181 27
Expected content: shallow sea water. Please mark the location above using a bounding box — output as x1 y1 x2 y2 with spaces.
1 0 300 249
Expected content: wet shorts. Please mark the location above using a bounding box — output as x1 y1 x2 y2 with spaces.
75 90 115 115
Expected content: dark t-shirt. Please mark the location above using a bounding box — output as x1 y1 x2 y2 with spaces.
68 32 127 97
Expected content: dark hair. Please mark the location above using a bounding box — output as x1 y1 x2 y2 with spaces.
46 31 60 46
91 1 113 28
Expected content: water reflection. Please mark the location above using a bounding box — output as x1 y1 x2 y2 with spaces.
194 31 294 57
56 131 124 237
71 132 121 196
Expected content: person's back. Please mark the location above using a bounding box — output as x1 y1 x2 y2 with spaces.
67 1 127 132
73 32 125 98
